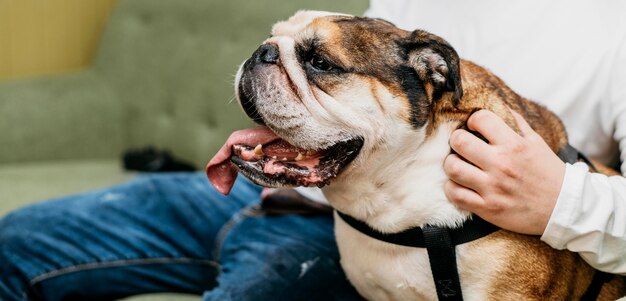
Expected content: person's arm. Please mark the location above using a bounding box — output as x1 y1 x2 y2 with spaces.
541 161 626 274
546 40 626 274
444 109 626 275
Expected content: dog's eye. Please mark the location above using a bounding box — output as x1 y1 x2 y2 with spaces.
309 54 335 72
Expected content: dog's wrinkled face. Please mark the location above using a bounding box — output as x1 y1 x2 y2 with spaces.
207 11 462 193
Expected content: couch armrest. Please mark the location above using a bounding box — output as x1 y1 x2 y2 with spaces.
0 70 125 164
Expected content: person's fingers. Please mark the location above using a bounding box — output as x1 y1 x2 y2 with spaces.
510 110 534 137
443 153 490 192
443 180 485 212
449 129 494 170
466 110 519 145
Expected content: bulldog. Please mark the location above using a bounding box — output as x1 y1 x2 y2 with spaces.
207 11 626 300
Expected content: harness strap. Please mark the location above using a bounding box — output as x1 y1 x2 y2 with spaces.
337 212 498 301
423 226 464 301
580 271 613 301
558 144 599 172
336 211 499 248
557 143 580 165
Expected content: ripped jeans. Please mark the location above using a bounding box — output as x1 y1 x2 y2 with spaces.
0 173 364 301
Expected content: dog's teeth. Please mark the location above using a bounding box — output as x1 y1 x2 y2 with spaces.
282 157 288 161
254 144 264 156
295 153 304 161
272 156 277 160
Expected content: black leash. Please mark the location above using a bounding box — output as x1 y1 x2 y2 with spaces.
337 144 611 301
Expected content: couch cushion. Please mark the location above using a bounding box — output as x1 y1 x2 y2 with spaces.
0 71 124 164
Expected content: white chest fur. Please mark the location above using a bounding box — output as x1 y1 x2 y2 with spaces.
325 123 505 301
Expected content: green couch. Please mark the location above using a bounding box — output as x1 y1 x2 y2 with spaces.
0 0 367 299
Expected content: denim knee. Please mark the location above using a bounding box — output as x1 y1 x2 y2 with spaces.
0 205 43 266
1 207 33 251
0 208 39 299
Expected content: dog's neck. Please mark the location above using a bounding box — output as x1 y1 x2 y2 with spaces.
323 121 471 233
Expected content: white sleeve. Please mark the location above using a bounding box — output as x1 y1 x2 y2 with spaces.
541 27 626 275
541 163 626 275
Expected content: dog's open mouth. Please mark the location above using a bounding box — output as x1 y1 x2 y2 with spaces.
231 133 363 188
206 126 363 194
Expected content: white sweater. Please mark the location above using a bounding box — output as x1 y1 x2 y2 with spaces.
363 0 626 275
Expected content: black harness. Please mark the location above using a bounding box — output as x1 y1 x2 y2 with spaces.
336 144 612 301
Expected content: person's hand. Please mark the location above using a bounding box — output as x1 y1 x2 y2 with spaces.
443 110 566 235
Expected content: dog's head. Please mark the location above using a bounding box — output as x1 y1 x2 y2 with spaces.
207 11 462 195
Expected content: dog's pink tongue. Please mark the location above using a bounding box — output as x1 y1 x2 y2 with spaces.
206 127 279 195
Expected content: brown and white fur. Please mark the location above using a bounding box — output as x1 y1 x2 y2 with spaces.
234 11 626 300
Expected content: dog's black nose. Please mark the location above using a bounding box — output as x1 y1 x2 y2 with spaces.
254 43 279 64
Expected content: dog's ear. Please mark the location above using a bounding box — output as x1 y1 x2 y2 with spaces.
403 30 463 105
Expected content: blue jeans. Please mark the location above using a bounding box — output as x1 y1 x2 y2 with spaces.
0 172 364 301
